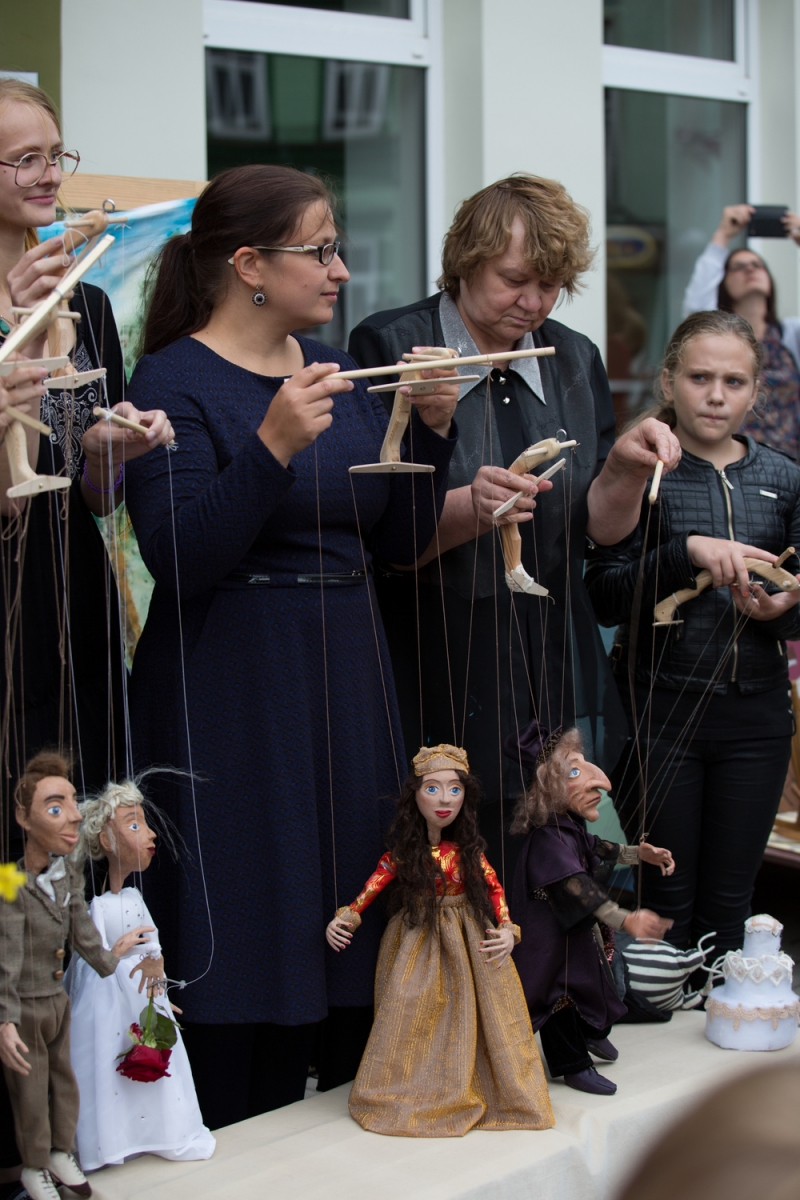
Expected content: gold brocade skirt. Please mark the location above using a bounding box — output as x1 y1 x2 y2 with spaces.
348 894 555 1137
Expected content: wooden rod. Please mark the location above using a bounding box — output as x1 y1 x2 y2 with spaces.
93 406 149 435
10 308 81 322
775 546 796 569
649 459 664 506
327 346 556 382
6 407 51 436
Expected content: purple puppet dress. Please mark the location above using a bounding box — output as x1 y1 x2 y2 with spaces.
510 811 635 1079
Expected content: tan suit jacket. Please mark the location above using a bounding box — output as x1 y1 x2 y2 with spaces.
0 858 118 1025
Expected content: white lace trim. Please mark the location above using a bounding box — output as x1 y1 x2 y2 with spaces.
720 950 795 987
706 997 800 1031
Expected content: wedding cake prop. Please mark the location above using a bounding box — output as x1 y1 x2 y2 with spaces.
705 915 800 1051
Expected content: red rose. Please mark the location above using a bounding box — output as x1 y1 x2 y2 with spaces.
116 1045 172 1083
130 1023 143 1040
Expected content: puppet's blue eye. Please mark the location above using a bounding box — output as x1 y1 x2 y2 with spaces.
448 786 462 796
569 768 580 777
130 822 139 831
425 785 438 794
46 804 62 816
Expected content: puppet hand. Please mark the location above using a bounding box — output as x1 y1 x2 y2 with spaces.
111 924 155 958
638 843 675 876
687 536 777 591
129 953 167 995
326 916 356 951
604 418 681 484
0 1023 30 1075
470 465 552 528
478 924 515 968
731 579 800 621
83 403 175 468
0 360 48 443
622 909 674 941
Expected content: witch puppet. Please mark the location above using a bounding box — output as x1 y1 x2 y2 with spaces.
65 779 214 1171
508 723 675 1095
0 752 159 1200
326 744 554 1137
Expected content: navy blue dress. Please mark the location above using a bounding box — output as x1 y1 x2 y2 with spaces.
125 336 456 1025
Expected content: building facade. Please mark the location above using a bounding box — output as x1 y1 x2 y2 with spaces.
4 0 800 395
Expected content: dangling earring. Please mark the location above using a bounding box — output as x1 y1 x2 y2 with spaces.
252 286 266 307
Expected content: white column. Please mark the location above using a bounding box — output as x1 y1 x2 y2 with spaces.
60 0 207 182
478 0 607 351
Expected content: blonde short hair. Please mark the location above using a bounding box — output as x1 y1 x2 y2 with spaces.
438 174 595 299
78 779 145 862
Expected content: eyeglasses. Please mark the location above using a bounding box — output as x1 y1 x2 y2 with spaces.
227 241 341 267
0 150 80 187
727 259 765 274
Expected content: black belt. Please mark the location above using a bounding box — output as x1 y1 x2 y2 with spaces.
219 569 369 588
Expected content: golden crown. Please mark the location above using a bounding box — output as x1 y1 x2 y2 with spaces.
412 744 470 776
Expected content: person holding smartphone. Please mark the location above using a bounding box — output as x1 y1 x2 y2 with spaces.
682 203 800 459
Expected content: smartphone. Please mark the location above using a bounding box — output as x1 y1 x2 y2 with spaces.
748 205 789 238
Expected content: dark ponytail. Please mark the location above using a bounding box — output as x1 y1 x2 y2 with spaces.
140 164 333 356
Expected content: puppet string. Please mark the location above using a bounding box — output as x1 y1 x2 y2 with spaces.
164 445 215 987
314 438 338 912
348 473 403 794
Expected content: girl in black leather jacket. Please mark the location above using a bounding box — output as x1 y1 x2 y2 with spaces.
586 311 800 963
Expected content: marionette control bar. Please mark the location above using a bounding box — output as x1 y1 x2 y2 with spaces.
328 346 556 383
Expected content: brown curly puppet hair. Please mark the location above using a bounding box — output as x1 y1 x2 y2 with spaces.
510 727 584 835
385 770 496 931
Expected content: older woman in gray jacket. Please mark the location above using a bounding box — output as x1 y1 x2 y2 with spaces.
349 173 680 876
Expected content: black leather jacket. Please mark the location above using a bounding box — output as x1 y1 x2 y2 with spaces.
585 438 800 694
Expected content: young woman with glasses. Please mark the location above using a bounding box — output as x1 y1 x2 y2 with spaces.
0 78 173 1200
683 204 800 460
122 163 459 1131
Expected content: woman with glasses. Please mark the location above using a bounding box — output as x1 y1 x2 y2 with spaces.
0 79 173 1200
0 78 172 795
682 204 800 460
122 163 458 1131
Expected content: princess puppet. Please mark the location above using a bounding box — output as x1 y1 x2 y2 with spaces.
326 744 554 1137
508 722 674 1095
65 780 215 1170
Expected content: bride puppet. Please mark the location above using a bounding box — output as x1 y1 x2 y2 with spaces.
326 744 554 1137
65 780 215 1170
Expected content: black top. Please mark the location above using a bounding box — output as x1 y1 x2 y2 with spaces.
586 437 800 697
0 282 126 849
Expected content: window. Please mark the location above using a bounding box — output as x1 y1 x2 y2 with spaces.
237 0 411 14
206 48 426 347
606 89 746 422
602 0 754 425
604 0 735 62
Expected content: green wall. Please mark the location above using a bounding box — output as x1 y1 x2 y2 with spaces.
0 0 61 111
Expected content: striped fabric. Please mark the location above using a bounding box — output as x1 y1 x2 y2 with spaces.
621 934 716 1011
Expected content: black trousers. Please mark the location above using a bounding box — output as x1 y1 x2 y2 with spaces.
612 733 791 958
539 1007 610 1077
181 1006 372 1131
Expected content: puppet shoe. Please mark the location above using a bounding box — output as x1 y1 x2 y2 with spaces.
47 1152 91 1196
586 1036 619 1062
19 1171 60 1200
563 1067 617 1095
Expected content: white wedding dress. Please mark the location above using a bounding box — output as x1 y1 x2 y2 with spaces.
66 887 215 1171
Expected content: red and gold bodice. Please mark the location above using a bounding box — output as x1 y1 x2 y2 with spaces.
348 842 511 926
